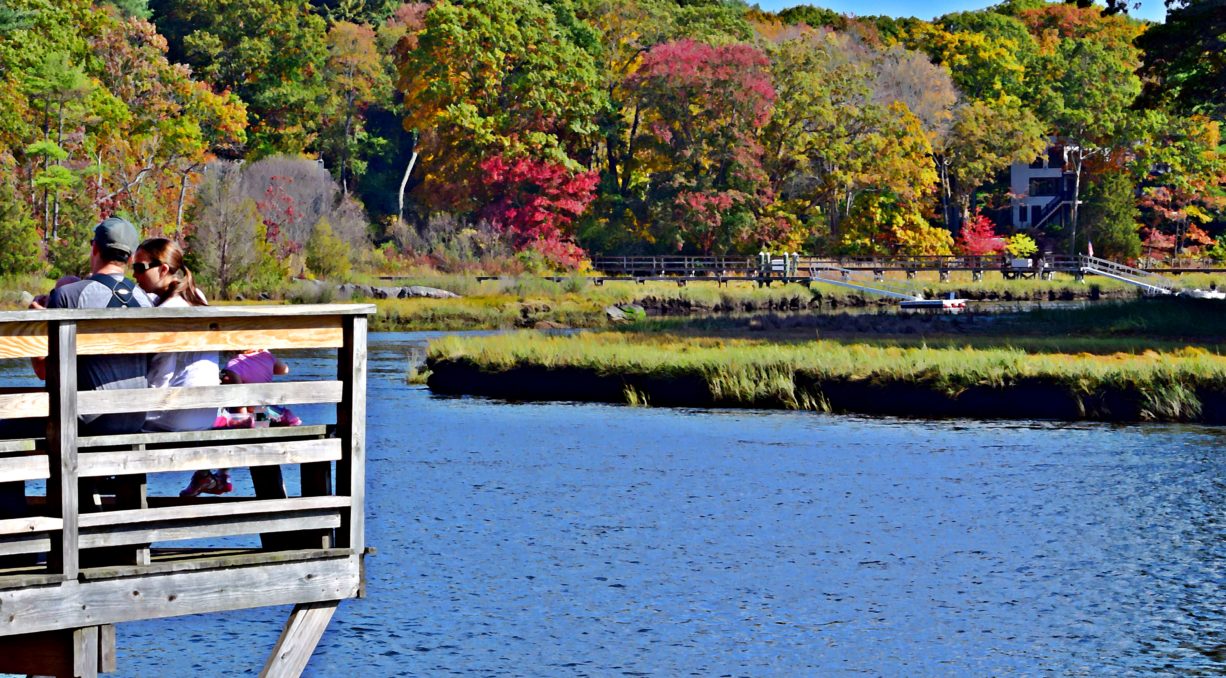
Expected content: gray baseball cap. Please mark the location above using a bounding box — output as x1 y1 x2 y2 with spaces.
93 217 140 257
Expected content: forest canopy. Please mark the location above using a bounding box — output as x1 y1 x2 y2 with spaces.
0 0 1220 285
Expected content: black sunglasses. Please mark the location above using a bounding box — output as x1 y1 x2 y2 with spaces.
132 260 161 275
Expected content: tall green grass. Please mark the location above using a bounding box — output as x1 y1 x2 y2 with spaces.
427 331 1226 415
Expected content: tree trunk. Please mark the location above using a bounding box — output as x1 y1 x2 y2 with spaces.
52 98 65 238
1069 152 1084 257
176 164 198 233
621 104 641 195
341 94 355 198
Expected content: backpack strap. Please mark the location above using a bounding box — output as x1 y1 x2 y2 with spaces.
88 273 141 308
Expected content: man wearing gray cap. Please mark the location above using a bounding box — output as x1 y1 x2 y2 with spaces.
39 217 154 435
0 218 155 535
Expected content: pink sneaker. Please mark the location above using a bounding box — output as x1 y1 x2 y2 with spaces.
180 471 233 497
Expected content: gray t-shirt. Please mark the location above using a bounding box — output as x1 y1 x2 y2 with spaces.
48 275 154 435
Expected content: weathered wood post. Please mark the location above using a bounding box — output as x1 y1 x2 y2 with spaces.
46 319 79 581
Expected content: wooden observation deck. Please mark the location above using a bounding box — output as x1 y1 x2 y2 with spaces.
0 303 374 677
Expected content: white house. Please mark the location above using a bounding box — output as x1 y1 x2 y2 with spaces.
1009 139 1077 231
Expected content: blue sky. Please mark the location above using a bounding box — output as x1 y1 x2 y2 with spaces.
753 1 1167 23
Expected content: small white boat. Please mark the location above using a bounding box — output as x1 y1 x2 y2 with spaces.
899 297 967 312
1183 288 1226 300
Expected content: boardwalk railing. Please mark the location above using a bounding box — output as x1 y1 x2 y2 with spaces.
0 303 373 677
591 254 1081 278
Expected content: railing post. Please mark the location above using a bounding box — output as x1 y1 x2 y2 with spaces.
46 320 79 579
336 315 367 555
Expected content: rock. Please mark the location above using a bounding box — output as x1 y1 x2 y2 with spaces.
605 305 628 322
533 320 568 330
403 285 460 299
18 291 34 308
518 303 551 319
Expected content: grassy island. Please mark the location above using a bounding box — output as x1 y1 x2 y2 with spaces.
426 299 1226 423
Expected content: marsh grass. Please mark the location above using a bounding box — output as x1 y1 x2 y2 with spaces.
427 331 1226 419
0 273 55 309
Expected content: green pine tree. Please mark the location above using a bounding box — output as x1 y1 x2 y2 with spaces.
0 181 45 277
1082 171 1142 261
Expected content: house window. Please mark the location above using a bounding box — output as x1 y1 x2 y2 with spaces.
1029 178 1060 197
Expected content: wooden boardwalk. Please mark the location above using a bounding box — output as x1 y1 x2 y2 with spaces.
0 303 373 677
452 254 1226 289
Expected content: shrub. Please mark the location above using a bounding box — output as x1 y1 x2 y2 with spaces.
1005 233 1038 258
0 181 44 276
306 217 352 281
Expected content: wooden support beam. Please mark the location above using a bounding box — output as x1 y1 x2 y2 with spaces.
336 316 366 557
75 315 344 356
0 557 360 635
78 547 351 581
78 511 342 550
78 438 341 477
78 425 328 450
0 390 49 418
98 624 116 673
46 320 79 580
77 381 343 416
0 454 51 483
73 625 99 678
76 496 350 550
0 516 63 536
0 533 53 558
260 600 340 678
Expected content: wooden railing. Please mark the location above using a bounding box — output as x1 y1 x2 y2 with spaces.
590 254 1084 276
0 303 373 676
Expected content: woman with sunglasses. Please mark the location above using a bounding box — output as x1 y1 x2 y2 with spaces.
134 239 220 429
134 239 231 495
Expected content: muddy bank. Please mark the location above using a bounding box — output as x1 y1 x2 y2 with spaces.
427 358 1226 424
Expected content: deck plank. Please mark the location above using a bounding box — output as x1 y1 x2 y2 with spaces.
79 438 340 477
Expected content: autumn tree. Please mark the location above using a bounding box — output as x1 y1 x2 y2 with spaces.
478 154 598 269
762 31 939 246
1033 33 1142 254
1134 0 1226 123
305 217 352 280
625 39 775 253
150 0 327 154
905 16 1032 105
955 210 1005 256
187 163 264 297
396 0 605 211
321 21 390 196
937 100 1046 231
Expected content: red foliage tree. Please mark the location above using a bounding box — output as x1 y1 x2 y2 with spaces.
955 210 1005 256
478 154 599 269
626 39 776 253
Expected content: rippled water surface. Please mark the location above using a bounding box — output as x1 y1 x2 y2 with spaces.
5 332 1225 675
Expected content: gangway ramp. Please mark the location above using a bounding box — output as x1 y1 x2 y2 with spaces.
1079 255 1178 296
808 264 924 301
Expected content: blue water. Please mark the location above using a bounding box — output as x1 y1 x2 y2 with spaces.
4 333 1226 675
